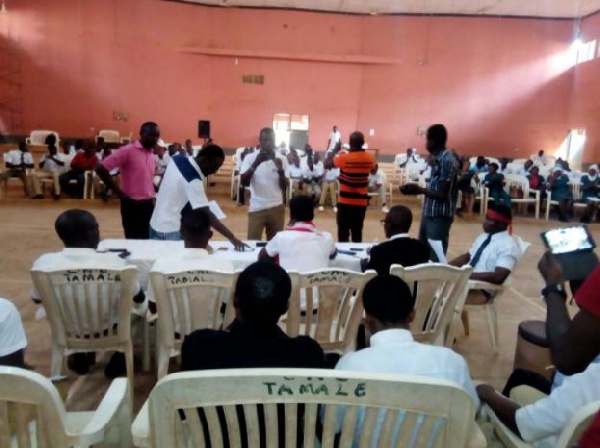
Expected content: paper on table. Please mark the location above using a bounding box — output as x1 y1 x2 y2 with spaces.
428 239 447 263
209 200 227 220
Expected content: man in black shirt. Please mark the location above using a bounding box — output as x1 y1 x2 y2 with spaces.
363 205 430 275
181 261 325 370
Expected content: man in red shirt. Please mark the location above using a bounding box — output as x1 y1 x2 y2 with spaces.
58 144 98 198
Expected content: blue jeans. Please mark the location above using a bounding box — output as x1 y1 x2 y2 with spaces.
149 227 182 241
418 216 454 261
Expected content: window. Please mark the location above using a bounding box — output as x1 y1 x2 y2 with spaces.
575 39 597 64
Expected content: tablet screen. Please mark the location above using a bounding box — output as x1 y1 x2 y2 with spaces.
541 226 595 254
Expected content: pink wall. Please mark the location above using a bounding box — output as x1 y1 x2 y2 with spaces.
573 12 600 162
0 0 580 157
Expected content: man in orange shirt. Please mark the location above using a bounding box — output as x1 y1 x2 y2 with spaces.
324 131 376 242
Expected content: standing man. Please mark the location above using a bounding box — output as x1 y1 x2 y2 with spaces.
324 131 376 242
401 124 459 258
96 122 159 239
240 127 289 241
326 125 341 152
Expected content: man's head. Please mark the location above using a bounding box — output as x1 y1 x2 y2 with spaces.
425 124 447 153
483 203 512 234
185 139 192 148
363 275 415 333
349 131 365 151
18 141 28 152
333 125 338 133
75 139 84 151
530 165 540 175
96 137 105 148
538 149 544 157
195 144 225 176
156 145 165 157
48 144 57 156
371 163 379 175
83 144 95 157
259 128 276 153
500 158 509 169
180 207 212 249
55 209 100 249
44 134 57 147
289 195 314 223
406 147 414 156
382 205 412 238
524 159 534 170
139 122 160 150
233 262 291 326
488 162 498 174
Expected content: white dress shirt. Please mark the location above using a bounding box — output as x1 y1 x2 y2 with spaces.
516 363 600 448
240 152 290 213
468 230 520 274
289 164 303 180
323 167 340 182
312 161 325 179
148 248 234 303
40 153 68 174
5 149 34 166
154 153 171 176
328 130 341 150
0 298 27 357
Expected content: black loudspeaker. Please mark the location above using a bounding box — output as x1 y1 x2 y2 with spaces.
198 120 211 139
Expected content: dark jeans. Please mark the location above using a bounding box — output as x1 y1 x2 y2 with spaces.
59 171 85 198
418 215 454 261
336 203 367 243
120 198 155 239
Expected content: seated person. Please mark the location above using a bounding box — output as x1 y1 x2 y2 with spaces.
396 147 420 168
0 298 27 367
147 207 234 314
29 138 66 200
517 159 534 176
547 167 573 222
363 205 430 275
181 261 325 370
484 162 511 207
31 209 145 377
579 164 600 223
308 151 324 200
450 204 520 306
472 155 488 174
497 157 510 174
457 158 477 216
334 275 479 409
368 164 389 213
478 363 600 447
526 165 545 195
259 195 337 272
288 149 305 197
58 144 99 198
0 141 34 196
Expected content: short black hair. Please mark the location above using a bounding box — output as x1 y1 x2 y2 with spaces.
140 122 159 133
55 209 98 245
180 207 211 235
234 262 291 326
349 131 365 150
44 134 57 146
198 144 225 160
488 202 512 221
289 196 314 222
75 139 84 149
427 124 447 147
363 275 415 324
388 205 412 230
489 162 499 170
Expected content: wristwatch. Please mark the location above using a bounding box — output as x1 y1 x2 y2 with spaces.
541 284 567 300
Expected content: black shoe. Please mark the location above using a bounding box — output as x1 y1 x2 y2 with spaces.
67 352 96 375
104 352 127 379
53 194 60 200
32 194 44 199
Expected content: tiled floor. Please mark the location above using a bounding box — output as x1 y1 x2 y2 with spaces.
0 190 586 413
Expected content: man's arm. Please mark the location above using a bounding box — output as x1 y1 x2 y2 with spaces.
206 209 247 251
449 253 471 267
240 153 266 187
470 267 511 284
258 247 278 263
477 384 521 436
95 165 128 200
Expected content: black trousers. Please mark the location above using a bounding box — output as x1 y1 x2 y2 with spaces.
336 203 367 243
120 198 155 239
502 368 552 397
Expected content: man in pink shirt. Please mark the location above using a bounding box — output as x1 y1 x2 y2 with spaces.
95 122 159 239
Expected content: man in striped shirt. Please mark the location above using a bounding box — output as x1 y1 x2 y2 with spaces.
324 131 376 242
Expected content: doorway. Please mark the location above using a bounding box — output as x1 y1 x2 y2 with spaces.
273 113 310 151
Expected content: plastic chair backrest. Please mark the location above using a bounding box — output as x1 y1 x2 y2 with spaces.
97 129 121 143
286 269 375 354
147 369 475 448
390 263 472 345
0 367 69 447
28 130 59 146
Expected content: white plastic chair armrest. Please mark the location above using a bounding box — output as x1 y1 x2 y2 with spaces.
467 279 507 291
80 378 131 438
132 400 151 447
482 404 531 448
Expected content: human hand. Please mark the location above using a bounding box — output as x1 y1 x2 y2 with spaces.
476 384 496 401
253 152 270 167
230 236 250 252
538 251 566 287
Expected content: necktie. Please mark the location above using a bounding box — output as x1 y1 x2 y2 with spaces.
469 233 493 267
21 152 24 165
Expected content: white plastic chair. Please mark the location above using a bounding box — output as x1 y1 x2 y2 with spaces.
96 129 121 144
545 182 575 221
462 236 531 351
390 263 472 346
0 366 132 448
131 368 478 448
286 269 376 355
31 266 139 387
25 130 59 147
149 269 239 379
482 400 600 448
484 174 541 219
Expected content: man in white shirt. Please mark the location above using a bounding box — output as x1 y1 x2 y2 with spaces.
29 143 67 199
149 144 245 250
516 159 534 176
31 209 146 377
287 149 305 197
334 275 479 440
153 142 170 189
148 207 234 314
478 363 600 448
1 141 34 196
304 149 324 200
240 128 290 241
0 298 27 367
531 149 548 166
258 195 337 271
368 164 389 213
326 125 341 152
450 203 521 306
395 147 420 168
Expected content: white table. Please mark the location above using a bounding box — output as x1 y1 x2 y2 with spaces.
98 239 369 289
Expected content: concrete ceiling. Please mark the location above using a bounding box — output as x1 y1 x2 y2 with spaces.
162 0 600 19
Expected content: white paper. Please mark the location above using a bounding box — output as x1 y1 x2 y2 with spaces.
209 200 226 220
428 239 447 263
